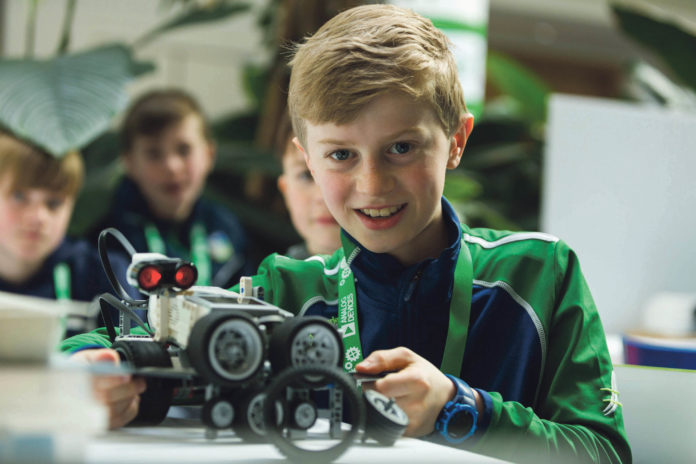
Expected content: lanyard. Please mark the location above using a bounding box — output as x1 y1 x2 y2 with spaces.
53 262 71 300
144 222 211 286
337 238 473 376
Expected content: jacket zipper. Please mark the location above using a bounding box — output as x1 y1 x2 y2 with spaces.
404 269 423 302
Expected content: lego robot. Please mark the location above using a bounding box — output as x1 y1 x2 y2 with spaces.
95 228 408 463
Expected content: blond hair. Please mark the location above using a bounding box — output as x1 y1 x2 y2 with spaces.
288 4 466 145
0 131 84 196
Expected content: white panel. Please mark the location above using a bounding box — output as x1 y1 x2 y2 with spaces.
614 365 696 463
541 94 696 333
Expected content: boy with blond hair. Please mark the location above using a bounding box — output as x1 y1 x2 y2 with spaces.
63 5 630 462
0 131 129 336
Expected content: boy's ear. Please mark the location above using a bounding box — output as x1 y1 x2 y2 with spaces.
206 140 217 172
277 174 287 196
292 136 314 175
121 152 136 177
447 113 474 170
292 136 305 155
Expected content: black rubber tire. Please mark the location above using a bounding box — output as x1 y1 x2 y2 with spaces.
187 312 266 387
263 365 364 464
269 316 343 375
111 339 173 426
202 397 235 430
363 389 409 445
287 397 318 430
233 390 283 443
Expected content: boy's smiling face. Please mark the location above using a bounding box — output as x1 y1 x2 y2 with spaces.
0 174 74 268
123 114 214 222
300 92 472 266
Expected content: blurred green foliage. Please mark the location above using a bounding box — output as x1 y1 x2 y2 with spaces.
446 51 550 232
3 0 574 255
0 0 251 157
611 1 696 93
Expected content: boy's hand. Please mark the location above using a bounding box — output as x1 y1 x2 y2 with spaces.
71 348 147 429
355 347 455 437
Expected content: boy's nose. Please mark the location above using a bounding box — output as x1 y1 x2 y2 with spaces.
355 158 394 196
24 202 50 224
162 153 185 172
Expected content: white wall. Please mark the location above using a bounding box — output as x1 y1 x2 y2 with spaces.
541 94 696 333
1 0 271 121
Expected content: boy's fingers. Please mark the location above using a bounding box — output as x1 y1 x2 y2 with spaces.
356 347 415 373
92 374 132 392
109 396 141 430
374 368 419 398
110 396 135 418
71 348 121 365
89 348 121 365
94 377 147 404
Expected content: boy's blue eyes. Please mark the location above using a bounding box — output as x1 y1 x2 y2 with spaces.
328 142 412 160
143 144 191 160
389 142 411 154
46 198 65 210
11 191 26 202
10 191 64 210
298 170 314 182
144 150 162 161
177 144 191 157
330 149 351 161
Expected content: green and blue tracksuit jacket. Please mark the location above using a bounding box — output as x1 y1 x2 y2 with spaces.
240 198 631 463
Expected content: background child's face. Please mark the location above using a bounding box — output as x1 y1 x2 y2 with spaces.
0 174 74 266
300 92 468 265
123 114 214 221
278 140 341 255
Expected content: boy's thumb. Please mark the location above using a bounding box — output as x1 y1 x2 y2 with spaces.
88 348 121 365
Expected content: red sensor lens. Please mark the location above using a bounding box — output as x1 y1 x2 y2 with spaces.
138 265 162 290
174 264 197 289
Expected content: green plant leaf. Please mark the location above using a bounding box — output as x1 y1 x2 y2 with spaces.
611 2 696 92
444 171 482 203
486 51 550 125
463 141 537 170
0 44 154 157
134 1 251 48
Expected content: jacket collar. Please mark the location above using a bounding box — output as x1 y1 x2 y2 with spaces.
340 197 462 279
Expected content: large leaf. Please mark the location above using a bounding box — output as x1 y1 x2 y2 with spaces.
0 44 154 157
486 51 550 125
134 1 251 48
611 1 696 92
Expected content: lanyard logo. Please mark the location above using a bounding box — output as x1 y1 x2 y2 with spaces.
337 256 363 371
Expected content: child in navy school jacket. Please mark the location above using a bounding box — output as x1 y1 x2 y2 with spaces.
90 88 252 289
0 130 130 337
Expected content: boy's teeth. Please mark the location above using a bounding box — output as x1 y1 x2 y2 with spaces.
360 206 401 217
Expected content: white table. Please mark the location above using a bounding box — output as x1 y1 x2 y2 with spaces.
85 418 508 464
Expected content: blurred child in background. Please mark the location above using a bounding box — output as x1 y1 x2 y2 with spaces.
0 130 129 336
91 88 252 288
275 111 341 258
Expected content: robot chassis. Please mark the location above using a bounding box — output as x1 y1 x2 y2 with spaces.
96 229 408 463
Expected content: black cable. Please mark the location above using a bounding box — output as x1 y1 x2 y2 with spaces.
99 294 118 343
99 293 153 341
98 228 146 305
